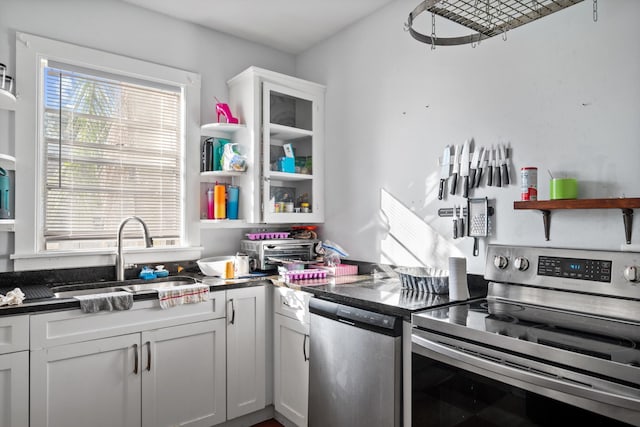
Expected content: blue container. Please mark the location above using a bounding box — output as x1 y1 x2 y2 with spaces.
227 186 239 220
0 167 10 219
279 157 295 173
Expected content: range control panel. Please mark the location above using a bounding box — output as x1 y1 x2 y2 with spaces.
485 245 640 299
537 256 612 282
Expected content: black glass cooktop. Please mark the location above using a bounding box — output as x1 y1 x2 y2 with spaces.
413 299 640 367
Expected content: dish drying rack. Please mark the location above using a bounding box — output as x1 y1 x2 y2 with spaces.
406 0 593 47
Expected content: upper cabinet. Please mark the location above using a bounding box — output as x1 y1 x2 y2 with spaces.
228 67 325 224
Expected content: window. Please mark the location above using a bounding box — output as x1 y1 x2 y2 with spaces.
41 62 183 251
14 33 201 271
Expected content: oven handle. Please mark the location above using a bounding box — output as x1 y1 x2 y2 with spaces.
412 334 640 412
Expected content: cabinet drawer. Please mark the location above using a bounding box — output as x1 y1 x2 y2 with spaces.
273 287 311 324
0 315 29 355
30 290 225 349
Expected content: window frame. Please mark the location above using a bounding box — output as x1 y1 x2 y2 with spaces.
13 32 202 271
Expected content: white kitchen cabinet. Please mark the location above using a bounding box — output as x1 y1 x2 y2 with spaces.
273 288 312 427
226 285 267 420
30 333 141 427
30 293 227 427
228 67 325 224
0 315 29 427
141 319 226 427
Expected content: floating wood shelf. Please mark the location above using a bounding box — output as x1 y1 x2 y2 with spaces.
514 198 640 244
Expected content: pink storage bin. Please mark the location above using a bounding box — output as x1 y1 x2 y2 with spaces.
282 269 328 281
312 264 358 276
246 232 290 240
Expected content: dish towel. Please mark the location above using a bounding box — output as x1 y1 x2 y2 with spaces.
0 288 25 306
156 284 210 310
74 291 134 313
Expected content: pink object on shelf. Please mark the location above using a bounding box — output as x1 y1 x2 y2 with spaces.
282 269 327 281
312 264 358 276
246 232 290 240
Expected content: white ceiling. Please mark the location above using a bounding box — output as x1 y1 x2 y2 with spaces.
121 0 396 54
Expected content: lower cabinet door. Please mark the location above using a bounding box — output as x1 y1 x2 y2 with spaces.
141 319 226 427
30 333 141 427
0 351 28 427
226 286 266 420
274 314 309 427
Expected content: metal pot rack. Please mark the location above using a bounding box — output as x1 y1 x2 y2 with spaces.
406 0 595 48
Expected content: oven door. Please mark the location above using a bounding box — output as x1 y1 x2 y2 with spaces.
411 330 640 426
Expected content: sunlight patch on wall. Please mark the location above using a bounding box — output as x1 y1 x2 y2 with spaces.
379 188 462 270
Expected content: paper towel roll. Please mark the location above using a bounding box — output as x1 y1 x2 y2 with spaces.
448 257 470 301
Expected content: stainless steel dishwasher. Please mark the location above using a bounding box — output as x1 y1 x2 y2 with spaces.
308 297 402 427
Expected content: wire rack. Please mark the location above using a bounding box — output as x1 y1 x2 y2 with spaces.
407 0 586 46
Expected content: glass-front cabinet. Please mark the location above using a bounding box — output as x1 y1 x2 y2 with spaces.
228 67 325 224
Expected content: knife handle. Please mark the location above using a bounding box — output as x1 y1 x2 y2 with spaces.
502 164 510 186
495 164 502 187
450 173 458 195
452 217 458 239
487 166 493 186
475 168 483 187
462 176 469 198
469 169 476 190
458 217 465 238
438 179 445 200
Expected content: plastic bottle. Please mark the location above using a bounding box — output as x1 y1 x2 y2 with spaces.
227 186 239 220
206 188 214 219
214 184 226 219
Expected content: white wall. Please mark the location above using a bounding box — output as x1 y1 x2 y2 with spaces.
296 0 640 273
0 0 295 271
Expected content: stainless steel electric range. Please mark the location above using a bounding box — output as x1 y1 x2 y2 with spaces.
411 244 640 426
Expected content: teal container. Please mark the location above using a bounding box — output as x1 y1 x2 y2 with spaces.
227 186 239 220
0 167 10 219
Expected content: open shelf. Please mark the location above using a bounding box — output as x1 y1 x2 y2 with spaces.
0 90 16 111
514 198 640 244
201 122 245 137
0 153 16 171
268 123 313 141
200 170 245 181
200 219 250 229
0 219 15 232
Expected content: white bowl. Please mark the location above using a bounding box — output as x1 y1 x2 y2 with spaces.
197 256 235 277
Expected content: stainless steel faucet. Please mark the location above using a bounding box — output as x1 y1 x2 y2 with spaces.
116 216 153 281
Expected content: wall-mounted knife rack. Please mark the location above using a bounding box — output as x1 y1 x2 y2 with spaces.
438 206 494 217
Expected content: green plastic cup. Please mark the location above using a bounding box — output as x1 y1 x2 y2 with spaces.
550 178 578 200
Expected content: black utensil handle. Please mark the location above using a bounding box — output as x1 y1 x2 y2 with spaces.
473 237 479 256
462 176 469 198
487 166 493 186
494 165 501 187
450 173 458 195
475 168 483 187
469 169 476 189
453 218 458 239
438 179 445 200
502 164 510 185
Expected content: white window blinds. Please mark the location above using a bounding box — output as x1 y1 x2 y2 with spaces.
42 63 184 251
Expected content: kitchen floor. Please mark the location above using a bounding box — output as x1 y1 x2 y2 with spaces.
251 419 284 427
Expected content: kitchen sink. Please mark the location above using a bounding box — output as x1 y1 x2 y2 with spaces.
51 276 199 298
118 277 197 294
53 286 127 299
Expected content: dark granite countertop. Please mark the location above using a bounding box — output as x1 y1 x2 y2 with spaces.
269 260 488 320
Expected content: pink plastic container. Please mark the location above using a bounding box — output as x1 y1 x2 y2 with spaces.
246 232 290 240
282 269 328 281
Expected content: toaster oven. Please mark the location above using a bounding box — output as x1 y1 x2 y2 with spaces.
240 239 319 271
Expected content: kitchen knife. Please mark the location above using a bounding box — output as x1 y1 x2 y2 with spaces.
452 205 458 239
450 144 461 195
494 145 502 187
500 144 510 186
487 146 494 186
469 147 481 190
438 145 451 200
476 147 488 187
460 140 470 198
